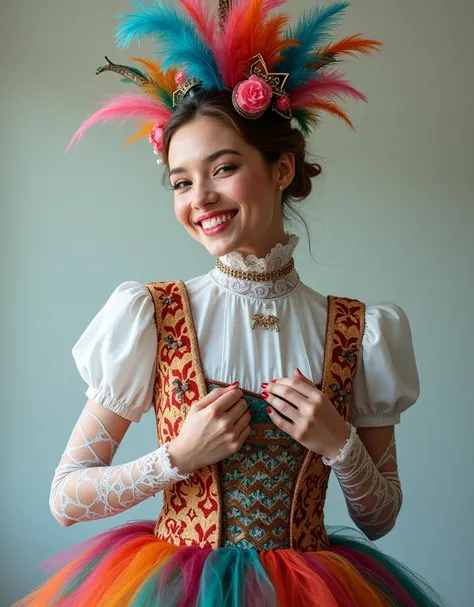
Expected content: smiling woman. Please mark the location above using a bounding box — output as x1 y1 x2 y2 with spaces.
13 1 447 606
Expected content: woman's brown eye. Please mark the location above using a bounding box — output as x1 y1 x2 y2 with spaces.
173 181 190 190
217 164 237 174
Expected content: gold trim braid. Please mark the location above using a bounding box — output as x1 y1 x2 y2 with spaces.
216 258 294 282
218 0 232 29
146 281 223 549
288 295 365 552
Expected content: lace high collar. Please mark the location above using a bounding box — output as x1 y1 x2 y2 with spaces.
210 234 300 299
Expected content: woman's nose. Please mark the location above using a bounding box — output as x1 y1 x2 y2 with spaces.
192 182 219 209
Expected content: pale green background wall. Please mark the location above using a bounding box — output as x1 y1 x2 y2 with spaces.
2 1 473 605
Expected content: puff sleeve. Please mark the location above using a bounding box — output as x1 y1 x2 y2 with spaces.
350 303 420 428
72 281 157 423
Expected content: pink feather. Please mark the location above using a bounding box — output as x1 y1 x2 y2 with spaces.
177 0 217 48
66 94 171 152
213 0 250 86
262 0 288 12
290 70 368 107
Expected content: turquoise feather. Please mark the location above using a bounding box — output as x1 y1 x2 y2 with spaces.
115 0 223 90
276 1 349 90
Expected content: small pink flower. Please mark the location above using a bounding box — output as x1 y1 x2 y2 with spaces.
276 95 291 111
149 122 164 153
175 71 186 85
236 75 273 115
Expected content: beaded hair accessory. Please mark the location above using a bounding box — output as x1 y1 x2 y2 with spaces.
66 0 381 163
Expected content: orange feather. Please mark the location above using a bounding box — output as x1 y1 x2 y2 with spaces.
304 100 354 130
125 121 156 146
129 57 177 92
318 34 382 58
259 15 300 70
239 0 299 75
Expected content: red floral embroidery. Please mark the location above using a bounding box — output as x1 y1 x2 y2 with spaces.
197 475 219 518
186 508 198 521
290 296 364 552
153 283 183 314
161 416 184 442
148 281 221 550
195 523 218 547
162 516 187 537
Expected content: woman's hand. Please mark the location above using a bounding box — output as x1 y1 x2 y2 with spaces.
262 369 350 459
167 384 252 474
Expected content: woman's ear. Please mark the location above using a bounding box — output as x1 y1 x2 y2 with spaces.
276 153 295 190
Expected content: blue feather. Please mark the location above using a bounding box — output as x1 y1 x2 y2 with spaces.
115 0 223 90
275 1 350 91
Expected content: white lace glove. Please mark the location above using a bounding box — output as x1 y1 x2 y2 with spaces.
323 425 402 540
49 410 191 525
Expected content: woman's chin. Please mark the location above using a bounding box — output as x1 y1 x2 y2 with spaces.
198 229 247 257
201 238 239 258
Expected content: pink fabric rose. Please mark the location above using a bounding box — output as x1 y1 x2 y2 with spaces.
148 123 164 153
236 75 273 115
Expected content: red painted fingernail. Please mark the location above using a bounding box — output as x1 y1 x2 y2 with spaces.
230 381 239 387
271 379 279 384
248 409 252 415
261 382 268 388
261 392 269 399
266 406 272 413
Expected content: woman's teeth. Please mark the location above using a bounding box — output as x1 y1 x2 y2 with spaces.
201 214 234 230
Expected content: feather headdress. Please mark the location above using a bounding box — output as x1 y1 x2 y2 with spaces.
67 0 381 161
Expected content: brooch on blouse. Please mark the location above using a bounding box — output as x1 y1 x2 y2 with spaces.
250 313 280 332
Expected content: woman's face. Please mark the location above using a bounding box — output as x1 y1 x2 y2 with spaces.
167 115 293 258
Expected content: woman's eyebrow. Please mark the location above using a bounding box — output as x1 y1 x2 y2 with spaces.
169 148 243 178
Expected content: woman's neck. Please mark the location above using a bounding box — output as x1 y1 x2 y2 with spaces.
234 229 289 259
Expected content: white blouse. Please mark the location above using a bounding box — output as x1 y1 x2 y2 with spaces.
72 237 420 426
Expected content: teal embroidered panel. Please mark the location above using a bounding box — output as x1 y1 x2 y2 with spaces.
208 384 306 550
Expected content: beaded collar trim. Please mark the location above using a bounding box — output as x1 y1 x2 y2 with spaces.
215 258 294 282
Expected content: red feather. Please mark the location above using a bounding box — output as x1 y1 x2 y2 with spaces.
291 71 367 106
214 0 295 87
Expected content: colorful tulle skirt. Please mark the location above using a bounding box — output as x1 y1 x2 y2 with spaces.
14 521 445 606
